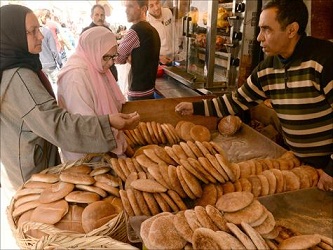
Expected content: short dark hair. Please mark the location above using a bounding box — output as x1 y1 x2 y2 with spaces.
91 4 105 15
136 0 148 8
262 0 308 35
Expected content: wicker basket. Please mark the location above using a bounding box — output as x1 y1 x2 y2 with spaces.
7 154 137 249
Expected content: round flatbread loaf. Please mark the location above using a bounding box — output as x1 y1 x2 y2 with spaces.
192 228 223 249
205 204 229 232
94 181 120 197
218 115 242 136
227 222 257 250
31 199 69 225
215 230 246 249
184 209 201 232
12 200 41 218
168 165 187 198
76 184 107 198
14 194 41 209
39 181 75 204
179 165 203 198
194 206 218 231
167 189 188 211
94 174 121 187
216 191 254 213
144 149 165 164
130 179 167 193
262 170 277 195
142 191 160 215
133 189 151 216
190 125 211 142
153 146 176 165
63 165 91 175
30 173 59 183
253 209 276 235
173 210 194 243
147 166 169 189
81 200 118 233
119 190 134 216
55 204 85 233
65 191 100 204
279 235 321 250
180 121 195 141
14 187 44 200
24 181 53 189
224 199 265 225
89 166 110 176
181 158 209 184
281 170 301 191
194 183 217 207
180 141 197 159
241 222 270 250
239 178 252 192
59 172 95 185
135 154 159 169
271 169 284 193
148 214 187 249
140 212 172 249
109 157 127 181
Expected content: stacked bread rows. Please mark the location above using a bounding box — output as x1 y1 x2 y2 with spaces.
110 137 319 216
124 121 212 148
12 163 124 238
140 191 332 250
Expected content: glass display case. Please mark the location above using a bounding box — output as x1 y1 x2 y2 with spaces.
164 0 261 95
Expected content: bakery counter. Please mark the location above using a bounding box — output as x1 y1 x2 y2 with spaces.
259 188 333 238
155 74 208 98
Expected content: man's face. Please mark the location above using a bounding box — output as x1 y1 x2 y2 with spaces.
125 0 143 23
257 7 292 58
91 6 105 26
148 0 162 19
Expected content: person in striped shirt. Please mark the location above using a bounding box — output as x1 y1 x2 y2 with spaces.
175 0 333 191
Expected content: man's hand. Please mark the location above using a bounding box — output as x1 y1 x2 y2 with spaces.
159 55 172 65
175 102 194 116
317 169 333 192
108 112 140 130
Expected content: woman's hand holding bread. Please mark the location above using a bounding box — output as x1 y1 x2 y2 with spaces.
108 112 140 130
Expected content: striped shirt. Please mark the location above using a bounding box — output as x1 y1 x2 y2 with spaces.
193 36 333 175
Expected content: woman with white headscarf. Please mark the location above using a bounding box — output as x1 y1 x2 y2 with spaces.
57 26 127 162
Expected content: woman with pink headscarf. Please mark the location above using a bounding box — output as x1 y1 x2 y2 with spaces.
57 26 127 162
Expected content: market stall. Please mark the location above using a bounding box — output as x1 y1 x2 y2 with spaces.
7 97 333 249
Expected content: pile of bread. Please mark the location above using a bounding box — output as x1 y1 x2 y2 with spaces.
124 118 242 151
140 191 333 250
124 121 214 150
11 119 328 247
108 136 320 217
12 164 123 238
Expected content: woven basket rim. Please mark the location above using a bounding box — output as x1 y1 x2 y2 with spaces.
7 154 134 249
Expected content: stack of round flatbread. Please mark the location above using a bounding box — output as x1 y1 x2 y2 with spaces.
216 192 276 237
119 170 188 216
124 121 180 147
175 121 211 142
140 204 230 247
13 163 123 238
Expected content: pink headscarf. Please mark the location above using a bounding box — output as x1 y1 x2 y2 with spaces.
58 27 127 156
58 26 125 115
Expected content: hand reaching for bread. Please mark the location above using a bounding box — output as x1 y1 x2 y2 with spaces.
175 102 194 116
108 112 140 130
